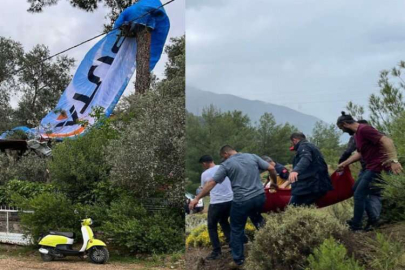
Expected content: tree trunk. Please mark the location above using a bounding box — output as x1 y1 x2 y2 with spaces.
134 25 152 95
132 0 152 95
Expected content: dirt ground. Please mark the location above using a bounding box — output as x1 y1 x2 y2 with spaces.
185 245 250 270
0 245 184 270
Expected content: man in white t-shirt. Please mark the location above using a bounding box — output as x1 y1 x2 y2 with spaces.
199 155 233 260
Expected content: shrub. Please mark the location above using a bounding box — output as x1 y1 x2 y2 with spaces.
367 233 405 270
0 153 48 184
48 113 119 204
101 197 184 254
0 179 55 205
306 237 365 270
186 213 208 234
186 222 256 248
13 192 81 243
324 199 353 225
246 206 347 270
379 173 405 223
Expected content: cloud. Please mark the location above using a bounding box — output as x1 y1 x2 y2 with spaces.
186 0 405 122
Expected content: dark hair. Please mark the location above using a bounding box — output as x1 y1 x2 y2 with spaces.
219 145 235 154
290 132 306 140
198 155 213 163
336 111 355 125
357 119 368 124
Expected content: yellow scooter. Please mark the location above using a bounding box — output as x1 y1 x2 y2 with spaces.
38 218 109 264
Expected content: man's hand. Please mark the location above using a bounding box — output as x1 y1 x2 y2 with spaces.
337 162 346 172
391 162 403 175
189 198 199 211
288 172 298 183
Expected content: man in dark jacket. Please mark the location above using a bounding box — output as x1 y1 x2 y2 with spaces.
288 132 333 206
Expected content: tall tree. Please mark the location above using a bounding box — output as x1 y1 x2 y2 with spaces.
309 121 343 166
13 45 75 127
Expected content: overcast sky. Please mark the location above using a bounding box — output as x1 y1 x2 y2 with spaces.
186 0 405 123
0 0 184 106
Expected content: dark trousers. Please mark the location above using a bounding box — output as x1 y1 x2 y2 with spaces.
352 170 382 228
289 191 326 206
208 201 232 254
357 170 382 223
230 193 266 264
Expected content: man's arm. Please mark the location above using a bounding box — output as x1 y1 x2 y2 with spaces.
189 180 217 210
338 151 362 170
380 136 403 174
289 145 312 183
339 137 356 163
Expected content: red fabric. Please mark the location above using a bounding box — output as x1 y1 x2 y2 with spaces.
354 124 387 172
262 167 355 213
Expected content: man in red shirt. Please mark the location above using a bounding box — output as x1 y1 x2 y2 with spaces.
336 112 403 231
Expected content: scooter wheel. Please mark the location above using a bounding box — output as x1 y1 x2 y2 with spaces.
88 246 109 264
41 252 55 262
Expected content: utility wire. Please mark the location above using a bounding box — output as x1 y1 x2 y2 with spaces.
13 0 176 75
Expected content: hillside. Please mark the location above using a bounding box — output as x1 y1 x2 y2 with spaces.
186 86 323 135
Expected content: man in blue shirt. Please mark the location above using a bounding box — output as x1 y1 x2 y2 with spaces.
190 145 277 267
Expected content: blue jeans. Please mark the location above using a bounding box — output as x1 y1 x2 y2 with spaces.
230 193 265 264
352 170 382 228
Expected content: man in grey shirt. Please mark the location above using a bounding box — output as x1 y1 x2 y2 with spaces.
190 145 277 267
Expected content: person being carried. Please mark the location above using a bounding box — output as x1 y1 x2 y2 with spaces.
189 145 277 267
198 155 233 260
288 132 333 206
261 156 291 191
336 112 403 231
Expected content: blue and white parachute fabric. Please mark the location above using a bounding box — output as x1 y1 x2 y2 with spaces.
1 0 170 140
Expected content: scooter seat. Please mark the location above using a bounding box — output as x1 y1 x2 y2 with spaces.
49 231 75 238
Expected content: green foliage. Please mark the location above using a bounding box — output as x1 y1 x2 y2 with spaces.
13 192 80 243
0 179 54 205
306 237 365 270
101 197 184 254
379 173 405 223
246 206 347 270
324 199 354 225
185 213 208 234
389 111 405 162
0 153 48 184
108 37 185 208
255 112 297 164
186 222 256 248
48 113 119 204
367 233 405 270
309 121 343 167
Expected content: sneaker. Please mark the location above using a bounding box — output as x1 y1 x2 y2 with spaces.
205 252 221 260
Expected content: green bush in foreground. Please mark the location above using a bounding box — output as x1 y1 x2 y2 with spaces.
306 237 364 270
101 197 184 254
0 179 55 205
246 206 347 270
379 173 405 223
367 233 405 270
14 192 80 243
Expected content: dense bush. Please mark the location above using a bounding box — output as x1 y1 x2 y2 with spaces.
13 192 82 243
101 197 184 254
325 199 353 225
246 206 347 270
379 173 405 223
186 213 208 234
48 114 119 204
306 237 364 270
186 222 256 248
0 153 48 184
0 179 55 205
